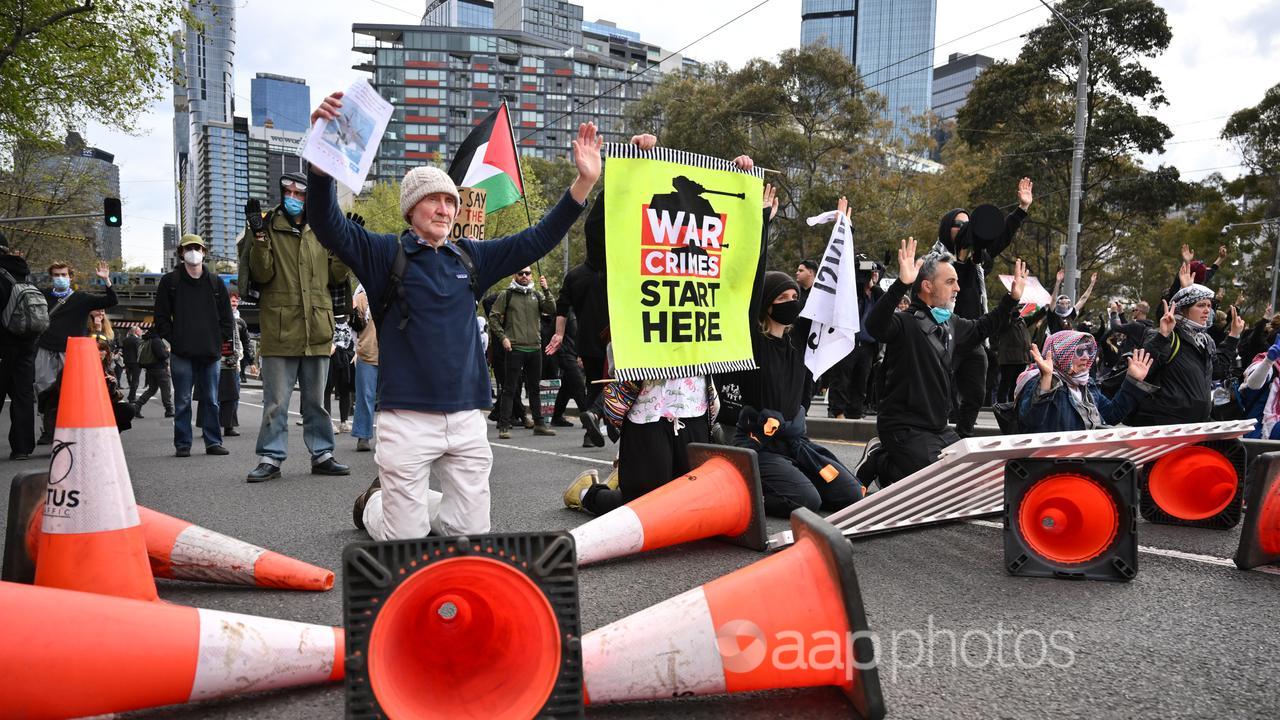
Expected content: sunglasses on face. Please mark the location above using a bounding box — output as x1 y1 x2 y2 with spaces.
1072 343 1097 359
953 220 969 229
281 180 308 192
516 271 532 277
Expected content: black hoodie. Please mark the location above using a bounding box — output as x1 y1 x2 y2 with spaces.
936 206 1027 320
555 194 610 359
866 278 1016 433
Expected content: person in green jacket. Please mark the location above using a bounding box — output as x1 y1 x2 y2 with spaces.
244 172 352 483
489 267 556 439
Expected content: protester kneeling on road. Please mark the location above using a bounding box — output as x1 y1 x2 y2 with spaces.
1015 330 1155 433
306 90 603 541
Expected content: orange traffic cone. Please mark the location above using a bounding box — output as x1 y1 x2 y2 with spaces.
34 336 157 601
570 443 767 566
1004 458 1138 581
0 580 344 719
1235 451 1280 570
581 508 884 718
1140 439 1246 529
3 472 334 590
343 532 583 719
139 506 335 590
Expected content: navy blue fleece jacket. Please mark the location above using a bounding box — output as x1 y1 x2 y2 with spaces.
306 170 586 412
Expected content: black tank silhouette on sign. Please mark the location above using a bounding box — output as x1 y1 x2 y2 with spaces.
647 176 744 257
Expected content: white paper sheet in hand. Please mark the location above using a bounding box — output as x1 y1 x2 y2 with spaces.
800 210 860 378
302 80 393 193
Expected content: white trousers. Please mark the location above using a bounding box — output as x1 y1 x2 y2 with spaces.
362 408 492 541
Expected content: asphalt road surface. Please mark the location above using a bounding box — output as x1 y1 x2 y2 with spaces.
2 384 1278 719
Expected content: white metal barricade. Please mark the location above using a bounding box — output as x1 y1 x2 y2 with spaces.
767 421 1256 550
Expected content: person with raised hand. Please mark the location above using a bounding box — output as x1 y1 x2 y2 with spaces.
1128 286 1243 426
854 238 1027 489
306 89 602 540
1015 330 1156 433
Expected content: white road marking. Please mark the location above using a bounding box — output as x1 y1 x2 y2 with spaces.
490 442 614 466
239 400 303 418
965 519 1280 575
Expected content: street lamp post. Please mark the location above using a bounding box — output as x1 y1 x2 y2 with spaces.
1039 0 1090 301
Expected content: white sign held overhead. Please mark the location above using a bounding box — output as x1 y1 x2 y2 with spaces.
302 80 393 193
800 209 860 379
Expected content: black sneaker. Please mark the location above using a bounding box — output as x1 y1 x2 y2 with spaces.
246 463 281 483
853 437 881 486
205 445 229 456
133 404 145 419
175 447 191 458
353 476 381 531
581 410 605 447
550 416 574 427
312 458 351 476
224 428 240 437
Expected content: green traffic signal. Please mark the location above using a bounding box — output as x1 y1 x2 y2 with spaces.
103 197 122 227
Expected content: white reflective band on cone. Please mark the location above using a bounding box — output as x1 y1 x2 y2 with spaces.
570 505 645 566
582 587 726 702
190 609 337 700
42 427 141 534
170 525 268 584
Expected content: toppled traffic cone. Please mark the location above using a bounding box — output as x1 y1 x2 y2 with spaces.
1140 439 1245 529
33 336 157 601
139 506 335 590
4 473 334 591
570 444 766 566
1235 451 1280 570
0 580 344 719
582 508 884 718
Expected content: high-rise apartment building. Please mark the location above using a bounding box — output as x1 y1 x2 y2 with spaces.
250 73 311 132
354 1 686 186
173 0 242 261
932 52 994 123
422 0 495 28
801 0 937 146
162 223 178 271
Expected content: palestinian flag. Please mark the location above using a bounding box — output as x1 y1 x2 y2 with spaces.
447 102 525 213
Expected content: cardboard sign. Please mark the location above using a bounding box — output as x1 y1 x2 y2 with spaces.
451 187 487 241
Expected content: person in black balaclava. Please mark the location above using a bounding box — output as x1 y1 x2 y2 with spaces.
932 177 1033 437
546 192 610 447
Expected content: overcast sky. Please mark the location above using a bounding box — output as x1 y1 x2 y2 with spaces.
87 0 1279 271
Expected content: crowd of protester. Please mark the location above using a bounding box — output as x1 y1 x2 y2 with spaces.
6 95 1280 546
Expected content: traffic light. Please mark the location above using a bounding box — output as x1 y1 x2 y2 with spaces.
103 197 121 227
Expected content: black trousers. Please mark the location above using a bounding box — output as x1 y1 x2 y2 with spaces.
875 424 961 486
489 343 525 419
756 445 862 518
125 363 142 402
583 415 709 515
997 363 1025 404
951 344 987 437
581 355 606 407
499 349 543 428
0 340 37 457
552 353 588 420
137 365 173 411
828 344 876 418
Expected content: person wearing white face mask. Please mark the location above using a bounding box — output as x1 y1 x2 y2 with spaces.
34 259 117 445
153 234 234 457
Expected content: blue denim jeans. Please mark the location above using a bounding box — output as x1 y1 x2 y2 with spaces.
352 359 378 440
170 354 222 450
254 355 334 466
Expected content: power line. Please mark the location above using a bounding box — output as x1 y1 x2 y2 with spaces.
518 0 779 142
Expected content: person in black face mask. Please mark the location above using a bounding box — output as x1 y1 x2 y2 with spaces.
934 178 1033 437
716 194 864 517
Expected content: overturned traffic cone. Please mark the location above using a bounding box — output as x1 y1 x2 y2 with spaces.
3 472 334 591
570 444 767 566
343 531 583 719
34 336 157 601
1140 439 1246 529
1235 451 1280 570
1004 457 1139 581
0 580 344 719
582 508 884 718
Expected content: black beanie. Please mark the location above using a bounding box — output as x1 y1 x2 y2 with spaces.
762 270 800 307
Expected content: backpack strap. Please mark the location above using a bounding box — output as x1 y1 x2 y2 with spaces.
449 241 479 300
375 237 411 332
